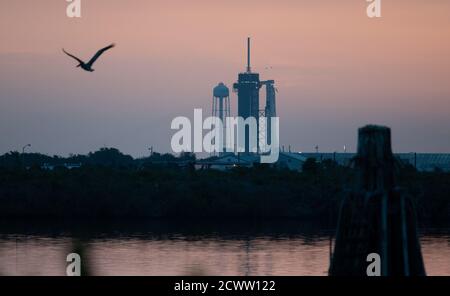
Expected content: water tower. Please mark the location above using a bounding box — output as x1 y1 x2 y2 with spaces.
212 82 230 154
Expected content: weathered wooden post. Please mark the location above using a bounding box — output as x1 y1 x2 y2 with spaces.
329 125 426 276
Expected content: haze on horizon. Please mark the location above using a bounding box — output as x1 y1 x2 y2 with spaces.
1 0 450 157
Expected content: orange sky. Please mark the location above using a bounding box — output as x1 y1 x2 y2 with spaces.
1 0 450 156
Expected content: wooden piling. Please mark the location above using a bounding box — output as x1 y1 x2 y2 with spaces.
329 125 426 276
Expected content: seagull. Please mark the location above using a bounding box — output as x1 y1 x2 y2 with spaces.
62 43 115 72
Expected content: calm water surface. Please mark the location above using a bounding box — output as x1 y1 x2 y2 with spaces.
0 221 448 276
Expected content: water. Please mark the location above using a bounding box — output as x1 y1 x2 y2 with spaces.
0 220 448 276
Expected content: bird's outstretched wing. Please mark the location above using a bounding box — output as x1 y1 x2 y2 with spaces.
62 49 84 64
87 43 115 67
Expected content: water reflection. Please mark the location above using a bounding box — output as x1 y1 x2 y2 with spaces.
0 220 448 276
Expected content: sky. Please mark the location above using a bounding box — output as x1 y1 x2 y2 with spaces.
1 0 450 157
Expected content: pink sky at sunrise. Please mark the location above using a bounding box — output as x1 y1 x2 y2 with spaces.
1 0 450 156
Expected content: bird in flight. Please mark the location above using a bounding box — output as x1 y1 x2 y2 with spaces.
62 43 115 72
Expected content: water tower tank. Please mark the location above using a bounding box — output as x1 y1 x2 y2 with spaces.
213 82 229 98
212 82 231 156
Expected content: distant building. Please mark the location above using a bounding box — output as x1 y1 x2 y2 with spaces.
197 152 307 171
41 163 82 170
196 153 257 171
300 152 450 172
396 153 450 172
198 152 450 172
299 153 354 167
276 152 308 171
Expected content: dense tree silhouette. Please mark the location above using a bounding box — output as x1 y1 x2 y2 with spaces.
0 149 447 224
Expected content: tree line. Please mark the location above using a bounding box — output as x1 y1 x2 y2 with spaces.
0 148 448 225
